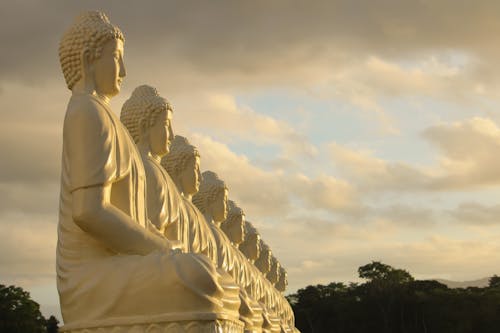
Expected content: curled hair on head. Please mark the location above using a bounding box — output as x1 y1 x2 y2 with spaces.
240 220 259 245
221 200 244 228
270 255 279 269
259 239 270 256
59 11 124 90
120 85 172 143
239 220 260 259
267 255 281 283
161 135 200 180
255 240 272 273
277 266 288 292
243 221 259 238
279 266 287 277
192 170 227 214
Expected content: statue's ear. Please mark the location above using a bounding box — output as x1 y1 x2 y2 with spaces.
80 47 92 82
138 117 149 140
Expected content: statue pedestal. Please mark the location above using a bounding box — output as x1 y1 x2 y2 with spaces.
61 318 245 333
59 312 244 333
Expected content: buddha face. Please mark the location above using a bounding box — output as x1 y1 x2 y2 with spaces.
180 155 201 196
268 260 280 284
91 38 126 98
276 271 288 292
256 247 272 274
148 109 174 157
211 188 228 223
247 233 261 260
226 213 245 245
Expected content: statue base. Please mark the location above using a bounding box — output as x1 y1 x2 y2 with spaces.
60 314 245 333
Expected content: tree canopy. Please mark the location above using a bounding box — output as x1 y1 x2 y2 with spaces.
289 262 500 333
0 284 58 333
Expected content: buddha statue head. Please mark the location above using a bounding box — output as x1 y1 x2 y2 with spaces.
220 200 246 245
266 255 281 285
255 240 272 274
161 135 201 199
192 171 228 225
120 85 174 158
59 11 125 100
276 267 288 292
239 221 261 262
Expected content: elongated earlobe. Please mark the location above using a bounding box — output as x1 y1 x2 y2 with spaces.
80 47 91 82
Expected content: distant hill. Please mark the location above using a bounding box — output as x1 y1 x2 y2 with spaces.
436 277 490 288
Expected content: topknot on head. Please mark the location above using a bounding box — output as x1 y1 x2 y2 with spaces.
59 11 124 90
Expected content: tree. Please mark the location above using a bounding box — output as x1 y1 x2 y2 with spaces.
0 284 46 333
358 261 413 284
46 315 59 333
489 275 500 288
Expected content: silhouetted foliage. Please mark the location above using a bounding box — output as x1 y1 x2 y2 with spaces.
0 284 59 333
489 275 500 288
289 262 500 333
46 315 59 333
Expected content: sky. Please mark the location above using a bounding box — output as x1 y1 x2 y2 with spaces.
2 0 500 322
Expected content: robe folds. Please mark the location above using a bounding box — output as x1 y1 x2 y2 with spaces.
57 93 239 327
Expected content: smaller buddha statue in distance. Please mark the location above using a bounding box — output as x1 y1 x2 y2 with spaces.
192 171 232 274
245 239 278 331
221 200 246 246
161 135 217 260
120 86 185 248
275 267 296 333
220 200 267 330
276 267 288 293
192 171 259 330
219 200 255 296
239 221 261 264
255 240 272 276
266 256 281 285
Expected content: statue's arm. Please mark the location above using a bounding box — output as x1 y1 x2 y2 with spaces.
72 184 170 255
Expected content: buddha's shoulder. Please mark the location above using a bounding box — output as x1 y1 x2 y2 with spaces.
64 94 110 129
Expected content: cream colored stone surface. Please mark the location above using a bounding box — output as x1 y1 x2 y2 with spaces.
57 9 299 333
161 136 217 260
239 222 261 263
57 11 242 333
120 86 186 247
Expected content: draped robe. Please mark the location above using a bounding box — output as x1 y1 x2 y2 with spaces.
57 93 239 328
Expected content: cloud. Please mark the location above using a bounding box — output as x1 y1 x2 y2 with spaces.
257 210 500 291
0 82 64 184
328 142 431 191
281 227 500 291
2 1 500 93
0 213 57 286
423 117 500 189
173 93 317 158
289 173 363 215
449 202 500 225
189 133 291 218
328 117 500 192
0 182 59 216
376 204 436 228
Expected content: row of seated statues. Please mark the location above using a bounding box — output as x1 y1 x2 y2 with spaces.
56 10 299 333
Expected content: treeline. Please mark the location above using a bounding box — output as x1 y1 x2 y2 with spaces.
0 284 59 333
287 262 500 333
